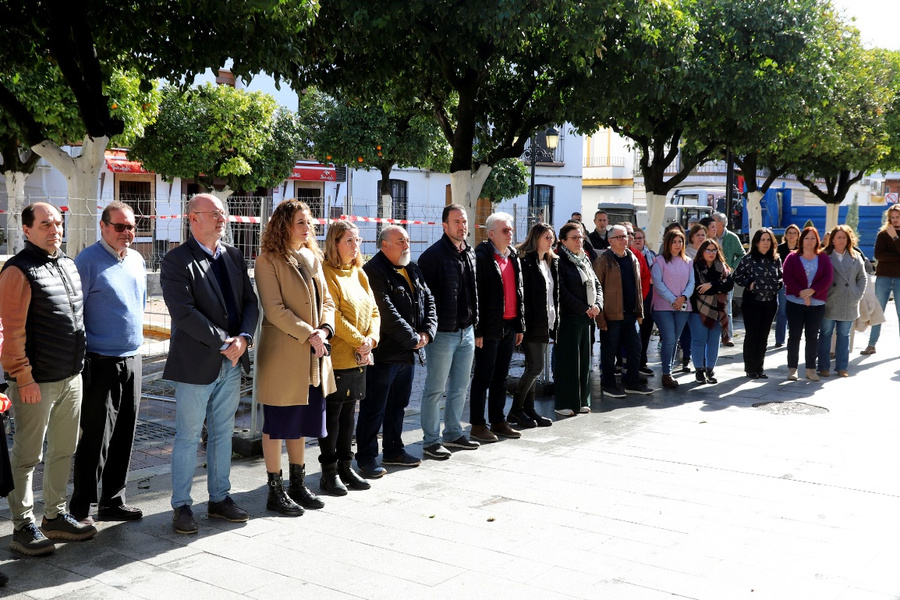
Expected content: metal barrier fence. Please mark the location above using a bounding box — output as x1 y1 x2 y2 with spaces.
2 193 550 471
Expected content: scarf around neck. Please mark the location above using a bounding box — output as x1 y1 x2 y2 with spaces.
560 244 596 308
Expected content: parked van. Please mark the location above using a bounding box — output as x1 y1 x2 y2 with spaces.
634 203 713 232
670 188 726 210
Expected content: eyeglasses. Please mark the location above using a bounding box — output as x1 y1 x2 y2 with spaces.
342 236 362 246
567 235 584 241
704 248 718 253
499 227 514 234
103 221 135 232
609 235 627 240
193 210 228 219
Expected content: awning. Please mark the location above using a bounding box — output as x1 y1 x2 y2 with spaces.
290 162 336 182
105 150 150 174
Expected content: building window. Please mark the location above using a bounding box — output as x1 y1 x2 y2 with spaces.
530 184 554 229
295 183 325 220
377 179 408 223
117 178 154 237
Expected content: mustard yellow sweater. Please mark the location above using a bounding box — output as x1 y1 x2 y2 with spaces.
322 263 381 370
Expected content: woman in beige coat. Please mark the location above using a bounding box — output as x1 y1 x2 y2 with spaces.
256 199 336 516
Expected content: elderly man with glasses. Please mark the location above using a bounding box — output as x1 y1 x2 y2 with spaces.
160 193 259 534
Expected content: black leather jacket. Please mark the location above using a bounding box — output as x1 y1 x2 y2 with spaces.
364 251 437 364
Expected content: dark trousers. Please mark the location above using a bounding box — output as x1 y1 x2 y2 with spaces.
513 341 546 414
639 291 655 368
356 362 414 465
786 302 826 370
71 353 141 518
318 400 357 464
470 321 517 426
554 315 592 412
741 295 778 374
600 314 642 388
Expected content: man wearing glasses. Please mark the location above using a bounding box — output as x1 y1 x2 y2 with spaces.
593 225 654 397
161 193 259 534
70 201 146 525
469 212 525 442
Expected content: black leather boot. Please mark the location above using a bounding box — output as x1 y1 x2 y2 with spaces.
319 462 348 496
288 464 325 509
338 460 371 490
706 369 718 384
266 471 304 516
695 370 707 384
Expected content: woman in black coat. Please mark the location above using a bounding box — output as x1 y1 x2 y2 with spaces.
509 223 558 428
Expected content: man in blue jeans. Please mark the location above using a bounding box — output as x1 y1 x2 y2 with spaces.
356 226 437 477
160 194 259 534
417 204 480 460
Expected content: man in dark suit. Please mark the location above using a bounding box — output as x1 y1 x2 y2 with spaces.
161 193 259 535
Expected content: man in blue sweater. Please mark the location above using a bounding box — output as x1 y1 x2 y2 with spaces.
70 201 147 523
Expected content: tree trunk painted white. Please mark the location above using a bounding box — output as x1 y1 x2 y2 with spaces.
825 202 840 235
645 191 668 252
32 135 109 257
450 165 492 244
378 192 393 222
747 190 764 239
3 171 30 253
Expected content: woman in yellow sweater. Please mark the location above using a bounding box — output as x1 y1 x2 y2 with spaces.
320 221 381 495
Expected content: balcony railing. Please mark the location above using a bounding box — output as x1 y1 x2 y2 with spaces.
584 156 626 168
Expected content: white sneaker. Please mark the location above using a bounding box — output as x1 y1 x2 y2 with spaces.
554 409 575 417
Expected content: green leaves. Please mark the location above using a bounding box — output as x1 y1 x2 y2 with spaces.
129 83 304 192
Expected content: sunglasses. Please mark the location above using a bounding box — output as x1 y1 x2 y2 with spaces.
104 221 136 233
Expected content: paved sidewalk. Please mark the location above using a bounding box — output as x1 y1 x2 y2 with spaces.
1 313 899 599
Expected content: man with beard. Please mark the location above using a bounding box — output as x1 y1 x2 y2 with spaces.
355 226 436 477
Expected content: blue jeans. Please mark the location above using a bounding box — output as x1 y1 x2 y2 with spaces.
725 288 735 338
356 362 414 465
775 287 788 345
652 310 690 375
867 276 900 346
818 318 853 372
688 313 721 371
171 358 242 508
421 327 475 447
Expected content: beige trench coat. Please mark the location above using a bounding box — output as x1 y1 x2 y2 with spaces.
255 250 336 406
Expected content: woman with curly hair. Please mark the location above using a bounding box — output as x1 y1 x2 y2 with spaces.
817 225 866 377
255 199 335 515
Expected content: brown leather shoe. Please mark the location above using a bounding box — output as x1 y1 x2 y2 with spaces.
662 374 679 389
470 424 499 443
490 421 521 439
860 346 876 355
837 370 849 377
722 336 734 347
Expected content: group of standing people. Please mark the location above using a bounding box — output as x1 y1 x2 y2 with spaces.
1 197 897 572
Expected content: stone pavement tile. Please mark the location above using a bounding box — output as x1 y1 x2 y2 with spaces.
238 544 375 591
13 583 144 600
434 570 583 600
590 579 685 600
341 572 458 600
161 552 284 595
243 579 361 600
68 528 203 568
108 568 248 600
0 561 93 600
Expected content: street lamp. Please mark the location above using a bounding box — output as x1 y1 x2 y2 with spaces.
527 127 561 225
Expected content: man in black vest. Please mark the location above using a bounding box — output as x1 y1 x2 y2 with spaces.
161 193 259 535
0 203 96 556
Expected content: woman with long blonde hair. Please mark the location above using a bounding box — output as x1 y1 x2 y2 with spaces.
320 220 380 494
255 199 335 515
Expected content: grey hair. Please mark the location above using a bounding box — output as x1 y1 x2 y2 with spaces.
485 211 514 231
608 224 628 237
378 224 407 247
712 212 727 223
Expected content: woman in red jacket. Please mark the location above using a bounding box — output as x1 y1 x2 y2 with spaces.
782 227 834 381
